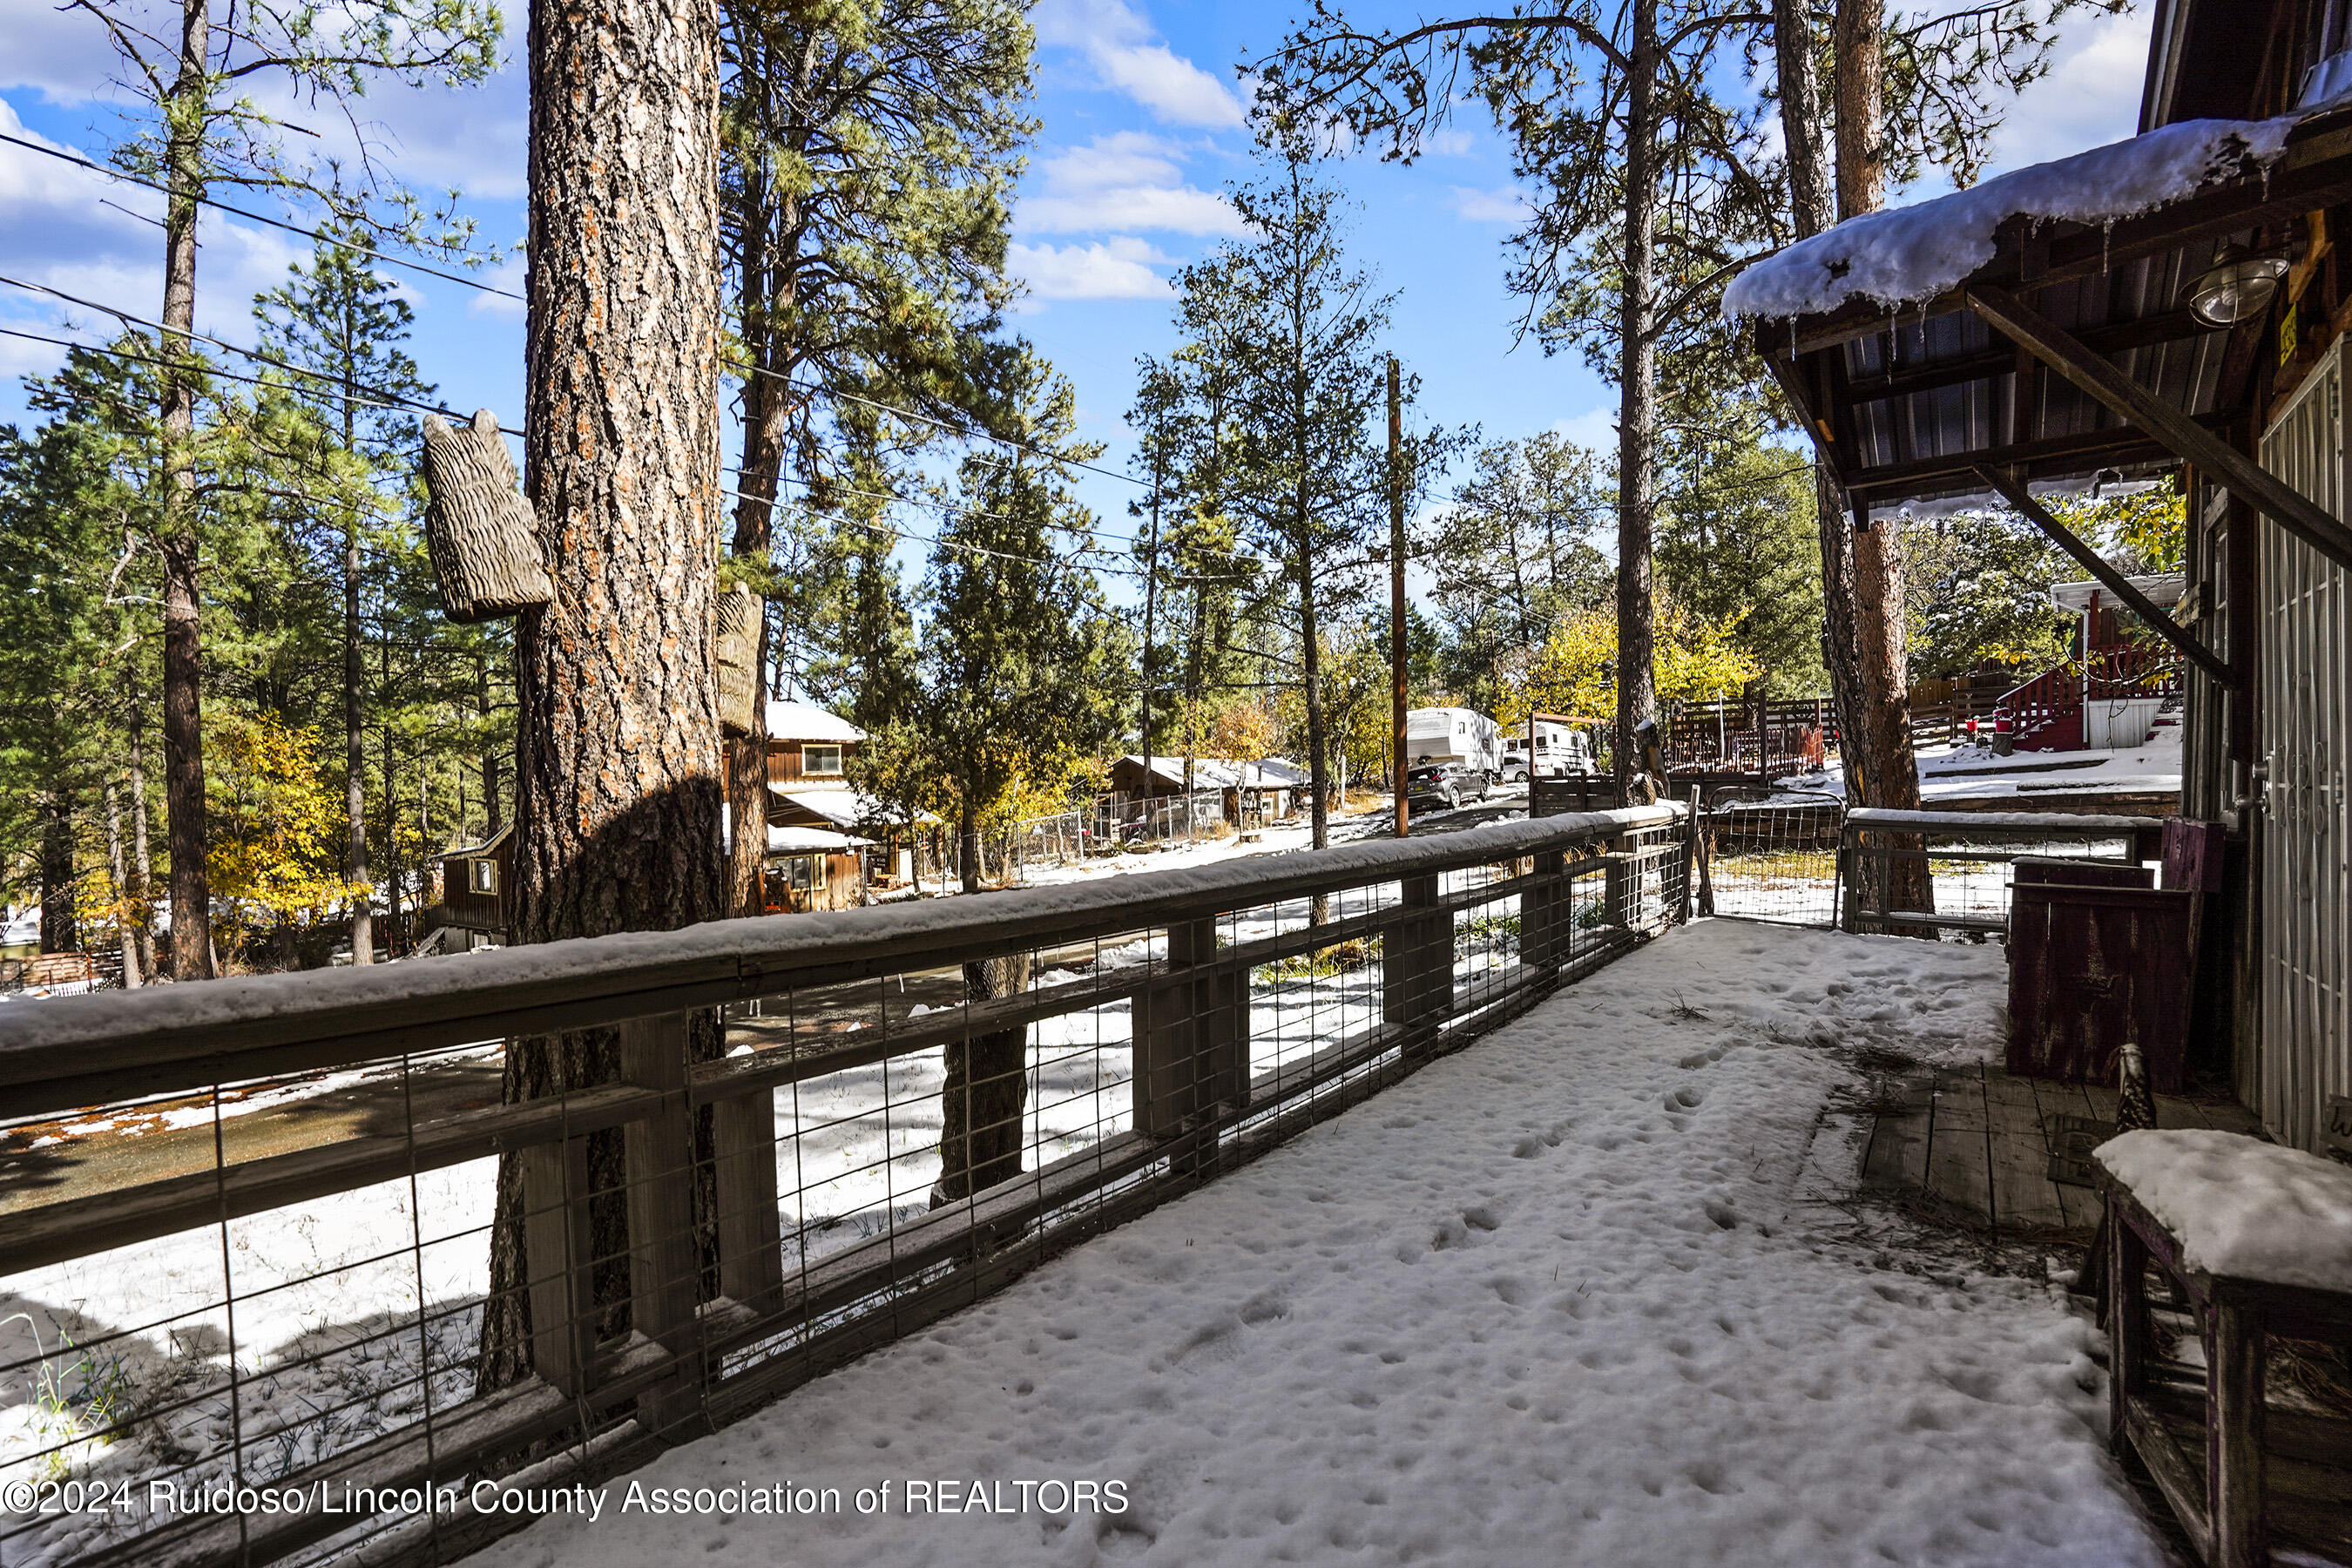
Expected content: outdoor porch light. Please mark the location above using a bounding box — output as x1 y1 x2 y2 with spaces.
2184 241 2290 328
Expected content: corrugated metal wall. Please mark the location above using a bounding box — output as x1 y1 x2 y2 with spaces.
2255 342 2352 1151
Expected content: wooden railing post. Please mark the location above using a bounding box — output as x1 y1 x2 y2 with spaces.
1838 827 1863 934
1383 874 1450 1045
521 1132 596 1396
1136 918 1245 1139
1603 830 1634 929
618 1011 702 1432
713 1086 785 1315
1521 848 1572 974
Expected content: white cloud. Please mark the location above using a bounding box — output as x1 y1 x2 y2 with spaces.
1018 132 1244 238
1033 0 1246 128
0 100 309 363
1009 237 1173 303
1984 8 2153 177
1551 407 1618 450
468 254 527 318
1450 184 1531 224
1420 128 1477 158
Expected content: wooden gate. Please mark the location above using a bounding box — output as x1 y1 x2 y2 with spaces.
2255 341 2352 1152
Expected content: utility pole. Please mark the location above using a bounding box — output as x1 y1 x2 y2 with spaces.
1139 448 1162 816
1388 355 1408 839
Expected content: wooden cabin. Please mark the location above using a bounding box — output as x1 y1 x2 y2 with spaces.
1734 0 2352 1154
764 699 862 787
764 826 868 913
433 822 513 946
1107 754 1304 824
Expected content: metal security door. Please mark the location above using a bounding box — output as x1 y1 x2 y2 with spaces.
2255 341 2352 1152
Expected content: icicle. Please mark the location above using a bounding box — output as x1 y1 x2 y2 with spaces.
2102 219 2114 276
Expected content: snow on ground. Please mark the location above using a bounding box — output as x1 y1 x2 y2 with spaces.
470 921 2167 1568
1007 805 1396 891
1782 720 2182 805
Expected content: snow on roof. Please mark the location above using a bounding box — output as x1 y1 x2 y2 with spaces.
2047 573 2186 612
767 787 936 828
766 826 875 854
2098 1129 2352 1291
1723 114 2304 321
437 821 513 859
1121 755 1306 789
764 700 863 743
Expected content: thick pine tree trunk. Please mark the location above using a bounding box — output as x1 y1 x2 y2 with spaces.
346 516 373 963
159 0 213 981
477 0 726 1393
1614 0 1662 793
105 778 139 987
1830 0 1929 915
39 789 77 955
128 720 156 981
934 950 1031 1206
1774 0 1871 802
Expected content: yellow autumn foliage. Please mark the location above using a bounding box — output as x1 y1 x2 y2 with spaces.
1497 595 1762 733
208 713 356 934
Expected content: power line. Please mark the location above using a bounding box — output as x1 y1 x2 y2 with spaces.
0 131 524 301
0 273 523 436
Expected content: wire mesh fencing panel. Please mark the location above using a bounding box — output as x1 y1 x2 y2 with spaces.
1696 790 1844 928
1840 808 2165 939
0 806 1686 1568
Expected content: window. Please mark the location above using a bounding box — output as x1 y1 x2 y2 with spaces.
802 743 843 775
470 860 497 895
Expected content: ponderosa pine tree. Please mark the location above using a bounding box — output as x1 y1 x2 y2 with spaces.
717 0 1036 915
477 0 727 1392
253 226 441 965
66 0 498 975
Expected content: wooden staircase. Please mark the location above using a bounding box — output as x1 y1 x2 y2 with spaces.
1994 647 2181 751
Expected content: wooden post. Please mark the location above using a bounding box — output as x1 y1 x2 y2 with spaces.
520 1133 595 1396
1136 918 1245 1139
1603 831 1634 929
618 1012 702 1432
1837 827 1862 934
1389 356 1409 841
1522 848 1572 974
713 1087 784 1314
2207 1300 2268 1568
1384 874 1449 1043
2106 1197 2146 1456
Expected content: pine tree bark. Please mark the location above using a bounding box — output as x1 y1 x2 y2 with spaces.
1614 0 1662 793
346 509 373 963
159 0 213 981
1829 0 1929 919
39 788 78 955
105 778 139 987
127 720 156 982
934 950 1031 1206
1773 0 1871 802
478 0 726 1394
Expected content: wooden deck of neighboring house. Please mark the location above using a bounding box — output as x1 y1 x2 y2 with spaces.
1859 1061 2264 1241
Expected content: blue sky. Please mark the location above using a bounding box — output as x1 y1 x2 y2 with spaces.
0 0 2156 606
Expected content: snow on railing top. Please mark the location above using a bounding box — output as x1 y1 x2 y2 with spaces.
2099 1128 2352 1291
1844 807 2162 832
0 806 1680 1071
1722 114 2307 321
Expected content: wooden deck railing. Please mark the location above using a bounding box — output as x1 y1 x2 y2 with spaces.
0 806 1687 1568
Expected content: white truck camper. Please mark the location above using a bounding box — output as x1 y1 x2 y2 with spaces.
1405 707 1503 773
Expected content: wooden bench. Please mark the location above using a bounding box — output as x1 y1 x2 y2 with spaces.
2099 1130 2352 1568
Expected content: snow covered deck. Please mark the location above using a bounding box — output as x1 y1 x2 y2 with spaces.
468 922 2175 1568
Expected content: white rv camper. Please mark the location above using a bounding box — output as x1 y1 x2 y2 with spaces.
1500 719 1597 781
1405 706 1502 773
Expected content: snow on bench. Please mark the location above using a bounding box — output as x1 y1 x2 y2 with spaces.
2096 1128 2352 1292
1845 807 2162 833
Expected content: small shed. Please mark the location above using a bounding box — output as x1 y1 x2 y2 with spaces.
1107 755 1304 822
435 822 514 943
766 825 871 913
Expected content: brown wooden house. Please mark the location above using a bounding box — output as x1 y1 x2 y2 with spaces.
433 822 513 947
1734 0 2352 1155
764 699 862 787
